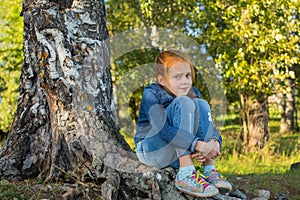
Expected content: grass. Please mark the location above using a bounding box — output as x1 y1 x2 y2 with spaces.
215 130 300 199
212 113 300 199
229 170 300 200
0 180 28 200
216 131 300 175
0 112 299 199
0 180 82 200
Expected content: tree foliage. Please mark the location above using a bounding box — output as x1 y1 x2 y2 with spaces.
0 0 23 133
196 0 300 95
193 0 299 99
106 0 198 32
191 0 299 146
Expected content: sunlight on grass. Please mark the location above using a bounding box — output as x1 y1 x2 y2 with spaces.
215 150 300 175
215 130 300 175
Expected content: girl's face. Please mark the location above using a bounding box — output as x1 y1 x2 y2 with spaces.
158 61 192 96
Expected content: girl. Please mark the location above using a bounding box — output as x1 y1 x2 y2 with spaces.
134 50 232 197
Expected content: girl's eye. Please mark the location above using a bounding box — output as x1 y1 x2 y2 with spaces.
174 75 182 79
183 74 192 79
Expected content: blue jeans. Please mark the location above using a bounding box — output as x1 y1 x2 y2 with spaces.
135 96 221 169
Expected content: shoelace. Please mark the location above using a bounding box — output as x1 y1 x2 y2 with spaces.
191 172 210 189
209 170 226 181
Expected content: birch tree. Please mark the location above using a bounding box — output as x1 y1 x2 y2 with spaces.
0 0 182 199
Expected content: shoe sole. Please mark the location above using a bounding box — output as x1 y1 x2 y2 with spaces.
219 187 232 194
175 185 219 198
215 183 233 193
208 179 233 193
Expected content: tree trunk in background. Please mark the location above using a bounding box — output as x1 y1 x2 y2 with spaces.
278 78 295 133
240 93 269 150
239 93 249 144
0 1 183 199
247 96 269 149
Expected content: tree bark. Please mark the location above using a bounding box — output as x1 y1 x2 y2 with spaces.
247 96 269 149
0 0 183 199
278 78 295 133
239 93 249 144
239 92 269 149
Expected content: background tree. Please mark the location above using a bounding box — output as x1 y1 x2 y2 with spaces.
0 0 23 138
277 73 297 133
294 65 300 130
193 0 300 149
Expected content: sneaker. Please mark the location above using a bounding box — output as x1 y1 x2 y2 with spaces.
204 170 232 192
175 171 219 197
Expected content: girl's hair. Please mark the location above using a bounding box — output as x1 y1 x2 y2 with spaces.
156 50 195 82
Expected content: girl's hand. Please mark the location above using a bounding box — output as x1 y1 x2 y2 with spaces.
205 140 221 159
191 152 207 163
194 140 221 160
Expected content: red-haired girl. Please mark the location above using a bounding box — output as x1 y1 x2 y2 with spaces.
134 50 232 197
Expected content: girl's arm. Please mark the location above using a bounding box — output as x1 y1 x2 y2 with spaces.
140 89 199 152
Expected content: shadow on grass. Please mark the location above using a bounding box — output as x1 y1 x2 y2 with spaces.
228 168 300 200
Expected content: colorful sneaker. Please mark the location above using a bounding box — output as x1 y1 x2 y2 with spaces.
175 171 219 197
204 170 232 192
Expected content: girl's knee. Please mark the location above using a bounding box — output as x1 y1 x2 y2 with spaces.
166 97 196 121
174 96 195 110
194 98 211 110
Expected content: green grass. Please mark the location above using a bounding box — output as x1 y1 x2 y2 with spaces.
215 124 299 199
0 180 71 200
215 131 300 175
0 180 28 200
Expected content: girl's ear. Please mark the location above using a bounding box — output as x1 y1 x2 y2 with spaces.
157 75 165 86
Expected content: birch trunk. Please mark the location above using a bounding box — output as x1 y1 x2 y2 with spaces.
0 0 181 199
278 79 295 133
247 96 269 149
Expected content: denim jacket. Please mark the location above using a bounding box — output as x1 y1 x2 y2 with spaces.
134 82 222 152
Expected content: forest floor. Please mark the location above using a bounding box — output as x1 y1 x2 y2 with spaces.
228 169 300 199
0 169 299 199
